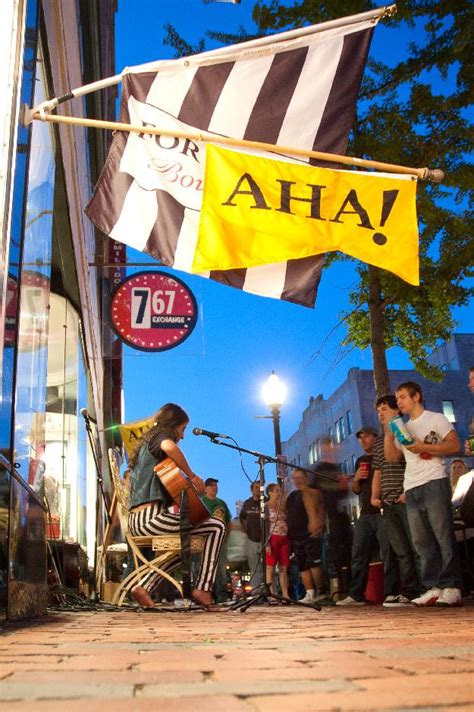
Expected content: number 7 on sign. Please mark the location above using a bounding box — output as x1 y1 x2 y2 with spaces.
131 288 151 328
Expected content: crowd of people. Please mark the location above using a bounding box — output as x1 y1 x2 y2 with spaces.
122 367 473 610
237 369 474 608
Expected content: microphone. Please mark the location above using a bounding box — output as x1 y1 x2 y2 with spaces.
80 408 97 424
192 427 229 440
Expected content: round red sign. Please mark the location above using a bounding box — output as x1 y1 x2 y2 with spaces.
110 271 198 352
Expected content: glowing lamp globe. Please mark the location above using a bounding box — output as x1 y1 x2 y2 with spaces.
262 371 287 409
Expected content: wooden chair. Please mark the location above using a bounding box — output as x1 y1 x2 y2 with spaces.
106 448 204 607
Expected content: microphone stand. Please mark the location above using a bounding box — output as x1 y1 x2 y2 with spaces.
201 436 320 613
81 410 111 599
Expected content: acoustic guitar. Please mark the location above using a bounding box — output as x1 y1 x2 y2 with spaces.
154 457 211 525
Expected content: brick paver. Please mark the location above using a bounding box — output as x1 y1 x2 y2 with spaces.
1 604 473 710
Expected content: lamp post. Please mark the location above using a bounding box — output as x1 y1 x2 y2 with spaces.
261 371 287 464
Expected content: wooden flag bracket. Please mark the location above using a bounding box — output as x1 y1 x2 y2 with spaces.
26 109 445 183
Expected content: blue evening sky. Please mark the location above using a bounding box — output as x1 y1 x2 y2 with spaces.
115 1 472 513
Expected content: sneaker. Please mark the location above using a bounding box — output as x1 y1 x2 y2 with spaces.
436 588 462 607
335 595 365 606
299 592 316 604
411 587 442 606
383 594 412 607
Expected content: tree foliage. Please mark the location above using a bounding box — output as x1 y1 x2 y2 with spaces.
163 1 474 392
163 24 205 58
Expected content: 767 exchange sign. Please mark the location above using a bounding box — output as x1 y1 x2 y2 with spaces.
110 271 198 352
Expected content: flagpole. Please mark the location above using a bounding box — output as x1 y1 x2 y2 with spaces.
23 4 397 124
126 4 396 71
29 110 444 183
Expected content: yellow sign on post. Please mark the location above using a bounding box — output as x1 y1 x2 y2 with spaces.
194 145 419 285
119 415 154 459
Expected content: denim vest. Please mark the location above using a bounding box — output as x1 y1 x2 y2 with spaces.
129 441 171 509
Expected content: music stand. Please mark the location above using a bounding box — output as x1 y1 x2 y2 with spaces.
202 436 321 612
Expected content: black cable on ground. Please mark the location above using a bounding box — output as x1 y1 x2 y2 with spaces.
46 586 224 614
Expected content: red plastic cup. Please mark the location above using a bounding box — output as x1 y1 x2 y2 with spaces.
359 462 370 478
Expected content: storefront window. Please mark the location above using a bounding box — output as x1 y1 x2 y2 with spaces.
44 294 91 552
13 40 54 493
12 37 93 556
0 3 39 456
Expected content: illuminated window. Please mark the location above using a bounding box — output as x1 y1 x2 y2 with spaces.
346 410 353 435
339 416 346 440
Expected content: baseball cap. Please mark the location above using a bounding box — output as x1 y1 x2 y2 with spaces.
204 477 219 486
356 426 378 438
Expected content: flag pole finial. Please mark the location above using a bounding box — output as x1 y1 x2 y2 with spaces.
420 168 445 184
383 4 398 19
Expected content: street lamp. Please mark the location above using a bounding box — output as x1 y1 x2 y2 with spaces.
261 371 287 459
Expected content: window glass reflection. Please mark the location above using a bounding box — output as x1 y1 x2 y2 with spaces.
44 295 87 546
13 40 54 491
12 36 91 554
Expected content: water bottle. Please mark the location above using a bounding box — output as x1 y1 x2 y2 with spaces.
389 416 415 446
468 418 474 454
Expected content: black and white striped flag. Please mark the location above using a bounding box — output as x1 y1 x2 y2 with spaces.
86 14 377 307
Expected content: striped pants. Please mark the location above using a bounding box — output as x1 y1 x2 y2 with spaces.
128 503 226 594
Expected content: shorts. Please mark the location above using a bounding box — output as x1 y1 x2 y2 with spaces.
291 535 323 572
266 534 290 567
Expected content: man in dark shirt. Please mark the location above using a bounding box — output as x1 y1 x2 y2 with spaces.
336 426 397 606
313 437 352 585
286 469 326 603
371 395 420 605
239 481 263 588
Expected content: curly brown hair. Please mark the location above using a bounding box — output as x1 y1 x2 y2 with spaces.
128 403 189 469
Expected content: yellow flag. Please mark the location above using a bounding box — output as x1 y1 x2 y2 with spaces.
119 415 154 459
194 145 419 285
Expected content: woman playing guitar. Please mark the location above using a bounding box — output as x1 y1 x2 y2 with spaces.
127 403 225 608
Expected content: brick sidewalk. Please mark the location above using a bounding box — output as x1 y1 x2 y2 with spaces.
1 604 473 711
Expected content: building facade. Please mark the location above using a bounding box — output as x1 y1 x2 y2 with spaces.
282 334 474 477
0 0 119 622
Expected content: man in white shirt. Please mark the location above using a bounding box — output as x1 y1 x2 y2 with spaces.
465 366 474 457
384 381 463 607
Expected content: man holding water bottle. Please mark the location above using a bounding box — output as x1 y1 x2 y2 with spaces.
465 367 474 458
385 381 463 607
336 426 398 606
